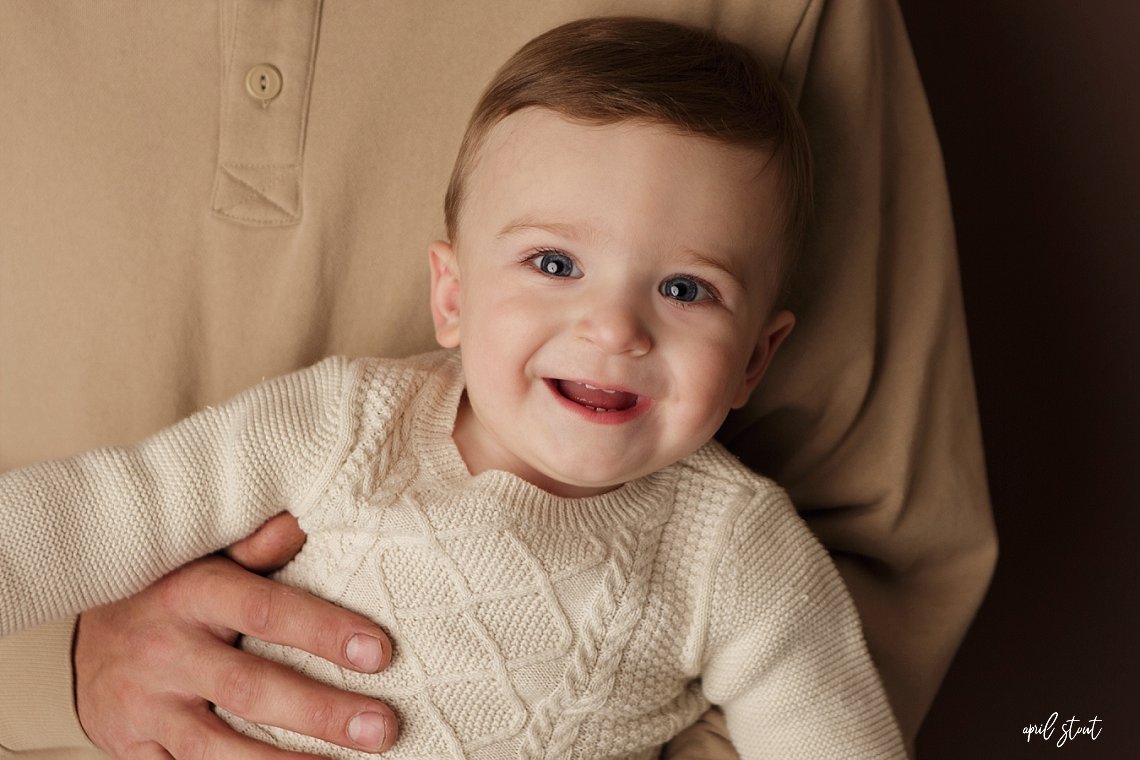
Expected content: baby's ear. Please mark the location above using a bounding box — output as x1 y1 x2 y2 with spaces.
731 309 795 408
429 241 462 348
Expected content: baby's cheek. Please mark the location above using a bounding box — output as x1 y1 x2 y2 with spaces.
694 346 748 403
675 375 735 435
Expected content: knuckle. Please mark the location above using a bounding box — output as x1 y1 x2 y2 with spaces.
213 659 266 716
122 622 178 672
300 696 345 742
122 741 168 760
170 728 214 760
310 615 350 659
153 572 189 612
157 556 221 611
108 678 152 714
239 584 278 637
155 708 231 760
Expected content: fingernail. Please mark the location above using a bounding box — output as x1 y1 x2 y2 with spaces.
346 633 383 672
348 711 388 749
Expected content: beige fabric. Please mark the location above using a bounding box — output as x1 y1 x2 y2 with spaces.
0 0 995 756
0 621 85 755
2 352 906 758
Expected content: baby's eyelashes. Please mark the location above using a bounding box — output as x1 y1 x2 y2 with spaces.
659 275 717 304
526 249 583 278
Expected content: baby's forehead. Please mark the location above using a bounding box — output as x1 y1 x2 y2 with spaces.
473 109 782 200
482 107 776 162
472 111 788 261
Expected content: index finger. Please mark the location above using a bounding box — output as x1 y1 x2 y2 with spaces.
170 556 391 674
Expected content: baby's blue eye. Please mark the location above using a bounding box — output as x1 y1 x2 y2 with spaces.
530 251 582 278
660 276 709 303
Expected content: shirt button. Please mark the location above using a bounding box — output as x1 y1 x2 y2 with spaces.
245 64 283 102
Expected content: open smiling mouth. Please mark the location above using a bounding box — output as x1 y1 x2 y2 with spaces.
547 379 648 421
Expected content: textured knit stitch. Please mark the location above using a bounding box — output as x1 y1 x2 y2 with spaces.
0 351 907 759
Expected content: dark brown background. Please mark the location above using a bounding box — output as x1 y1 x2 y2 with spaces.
898 1 1140 758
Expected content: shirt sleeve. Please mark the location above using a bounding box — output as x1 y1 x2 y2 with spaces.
718 0 997 743
0 619 93 757
0 358 357 637
699 490 908 759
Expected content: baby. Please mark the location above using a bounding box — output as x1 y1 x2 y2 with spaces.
1 17 905 759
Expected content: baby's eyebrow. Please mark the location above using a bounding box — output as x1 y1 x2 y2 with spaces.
496 218 589 241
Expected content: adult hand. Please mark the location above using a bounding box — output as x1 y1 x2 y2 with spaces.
74 513 398 759
662 707 737 759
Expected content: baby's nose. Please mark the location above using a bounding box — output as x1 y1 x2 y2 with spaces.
575 298 652 356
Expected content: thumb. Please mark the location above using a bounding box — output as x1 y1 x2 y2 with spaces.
224 512 307 573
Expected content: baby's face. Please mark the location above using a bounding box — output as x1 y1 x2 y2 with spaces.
431 108 793 497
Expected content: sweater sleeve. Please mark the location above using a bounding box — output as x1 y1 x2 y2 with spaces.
0 357 358 637
700 490 908 759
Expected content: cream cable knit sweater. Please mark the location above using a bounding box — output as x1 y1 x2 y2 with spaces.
1 351 905 758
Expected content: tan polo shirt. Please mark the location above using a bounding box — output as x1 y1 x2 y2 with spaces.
0 1 995 756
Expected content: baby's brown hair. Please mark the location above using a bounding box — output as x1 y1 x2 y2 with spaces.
444 16 812 300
